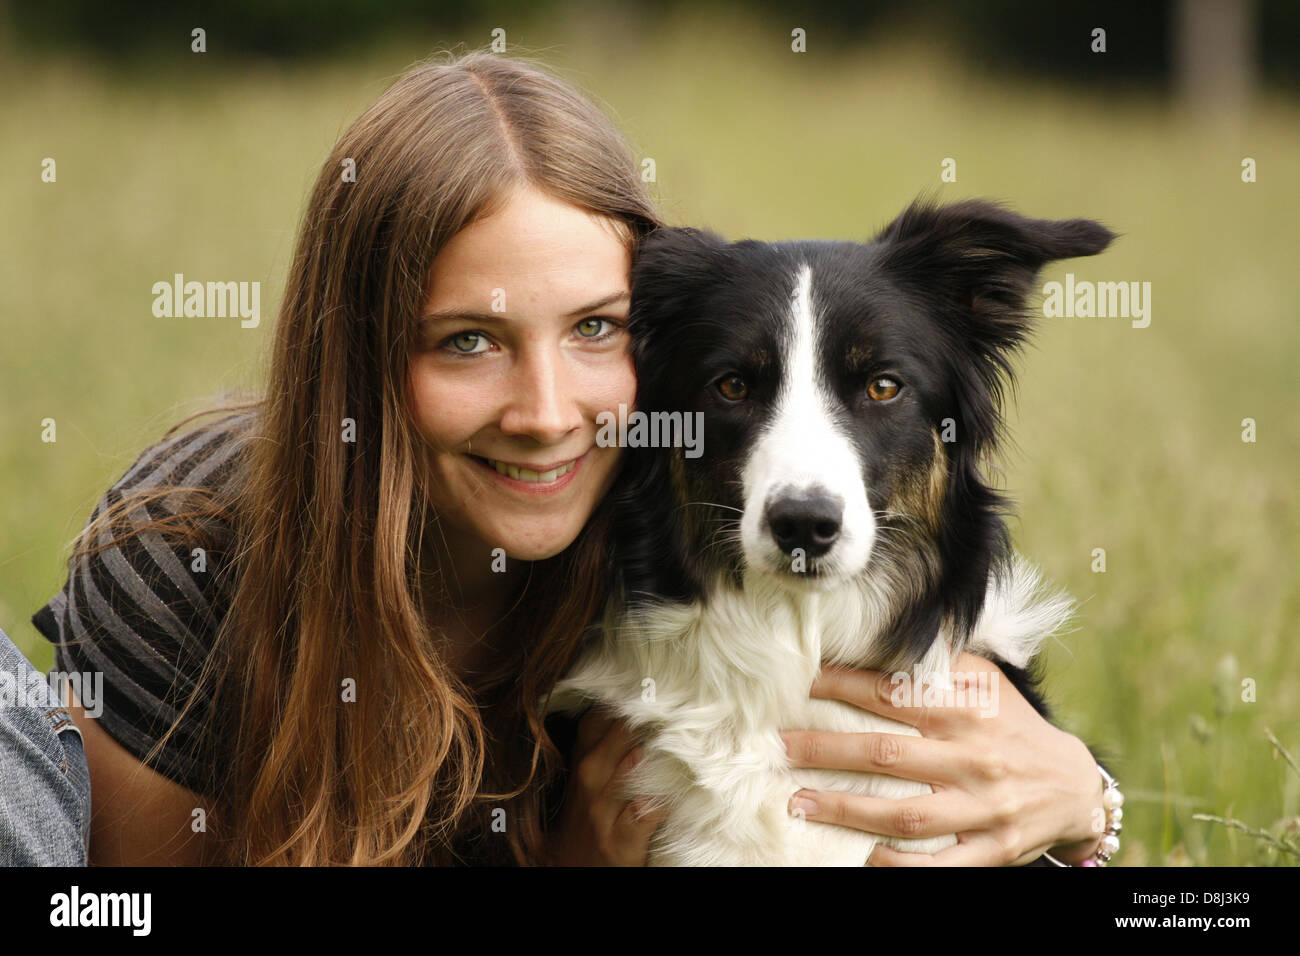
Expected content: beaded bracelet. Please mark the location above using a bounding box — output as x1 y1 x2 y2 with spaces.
1043 763 1123 867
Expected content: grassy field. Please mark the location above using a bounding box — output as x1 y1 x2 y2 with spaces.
2 8 1297 865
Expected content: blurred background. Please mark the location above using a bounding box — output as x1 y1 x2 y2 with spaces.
1 0 1296 866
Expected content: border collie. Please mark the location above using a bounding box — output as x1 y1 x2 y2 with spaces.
549 198 1115 866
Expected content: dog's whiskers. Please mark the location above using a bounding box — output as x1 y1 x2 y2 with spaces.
677 499 744 516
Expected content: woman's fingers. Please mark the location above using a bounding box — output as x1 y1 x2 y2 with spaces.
781 730 973 786
787 787 1000 844
604 735 667 830
809 656 1005 736
573 708 634 796
613 784 668 839
590 738 645 834
571 705 618 763
569 708 665 864
866 833 1035 867
809 665 937 730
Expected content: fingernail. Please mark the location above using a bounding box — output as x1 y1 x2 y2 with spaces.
789 791 819 817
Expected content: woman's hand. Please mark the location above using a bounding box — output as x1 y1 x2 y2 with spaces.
779 651 1105 866
544 707 668 866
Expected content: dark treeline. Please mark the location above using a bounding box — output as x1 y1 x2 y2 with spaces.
6 0 1298 91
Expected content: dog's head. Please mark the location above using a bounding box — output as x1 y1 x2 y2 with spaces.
615 198 1112 652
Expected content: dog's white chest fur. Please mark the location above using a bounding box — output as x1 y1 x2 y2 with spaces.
548 555 1070 866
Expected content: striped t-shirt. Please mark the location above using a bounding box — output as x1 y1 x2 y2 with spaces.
31 410 256 798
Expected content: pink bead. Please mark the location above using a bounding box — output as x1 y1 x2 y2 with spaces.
1080 858 1099 867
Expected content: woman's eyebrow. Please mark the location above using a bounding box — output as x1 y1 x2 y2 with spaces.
419 308 507 326
420 290 629 325
563 290 629 317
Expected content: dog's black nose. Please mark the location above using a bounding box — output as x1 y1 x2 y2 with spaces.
765 494 843 558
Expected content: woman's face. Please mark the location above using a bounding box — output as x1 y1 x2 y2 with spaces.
408 184 636 563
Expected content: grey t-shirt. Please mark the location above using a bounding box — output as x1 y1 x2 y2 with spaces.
31 411 254 798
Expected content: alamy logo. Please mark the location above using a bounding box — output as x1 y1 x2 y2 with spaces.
0 669 103 717
49 886 151 936
1042 273 1151 328
152 273 260 328
596 403 704 458
890 668 1000 718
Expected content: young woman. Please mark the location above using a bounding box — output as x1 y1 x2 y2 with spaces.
30 49 1108 866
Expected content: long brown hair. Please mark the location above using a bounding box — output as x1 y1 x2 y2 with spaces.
65 48 663 864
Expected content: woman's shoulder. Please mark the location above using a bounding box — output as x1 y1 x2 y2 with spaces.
37 405 261 637
71 406 258 613
29 406 260 795
112 407 258 504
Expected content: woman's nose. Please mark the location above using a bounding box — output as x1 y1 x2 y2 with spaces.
498 346 583 443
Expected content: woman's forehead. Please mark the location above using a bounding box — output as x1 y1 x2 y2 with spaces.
424 192 632 314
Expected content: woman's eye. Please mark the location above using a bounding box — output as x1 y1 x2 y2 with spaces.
718 375 749 401
867 377 900 401
575 317 620 339
445 331 491 355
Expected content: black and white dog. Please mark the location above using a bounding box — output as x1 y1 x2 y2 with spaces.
549 198 1114 865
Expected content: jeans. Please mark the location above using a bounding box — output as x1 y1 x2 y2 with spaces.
0 624 91 865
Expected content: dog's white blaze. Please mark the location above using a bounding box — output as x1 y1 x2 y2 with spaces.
740 262 875 578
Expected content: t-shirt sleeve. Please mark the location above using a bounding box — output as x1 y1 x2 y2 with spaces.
30 420 246 799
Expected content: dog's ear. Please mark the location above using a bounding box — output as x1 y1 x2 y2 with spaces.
629 226 730 360
875 196 1114 337
875 197 1115 453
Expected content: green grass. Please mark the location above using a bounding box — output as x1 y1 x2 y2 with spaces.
2 8 1296 865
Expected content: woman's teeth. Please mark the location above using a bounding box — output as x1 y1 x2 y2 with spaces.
485 457 576 483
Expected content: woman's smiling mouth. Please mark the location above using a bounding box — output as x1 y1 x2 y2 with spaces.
466 451 587 491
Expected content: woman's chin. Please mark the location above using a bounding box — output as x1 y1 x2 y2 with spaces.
490 525 582 563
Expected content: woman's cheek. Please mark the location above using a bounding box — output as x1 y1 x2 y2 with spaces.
408 362 500 443
576 348 636 409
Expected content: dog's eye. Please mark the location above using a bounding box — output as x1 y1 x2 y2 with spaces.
867 377 900 401
718 375 749 401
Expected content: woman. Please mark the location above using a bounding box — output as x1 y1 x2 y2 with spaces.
29 49 1108 866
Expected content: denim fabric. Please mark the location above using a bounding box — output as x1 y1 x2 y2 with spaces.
0 625 91 866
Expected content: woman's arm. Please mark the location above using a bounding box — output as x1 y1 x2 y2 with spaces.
780 652 1106 866
66 690 214 866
